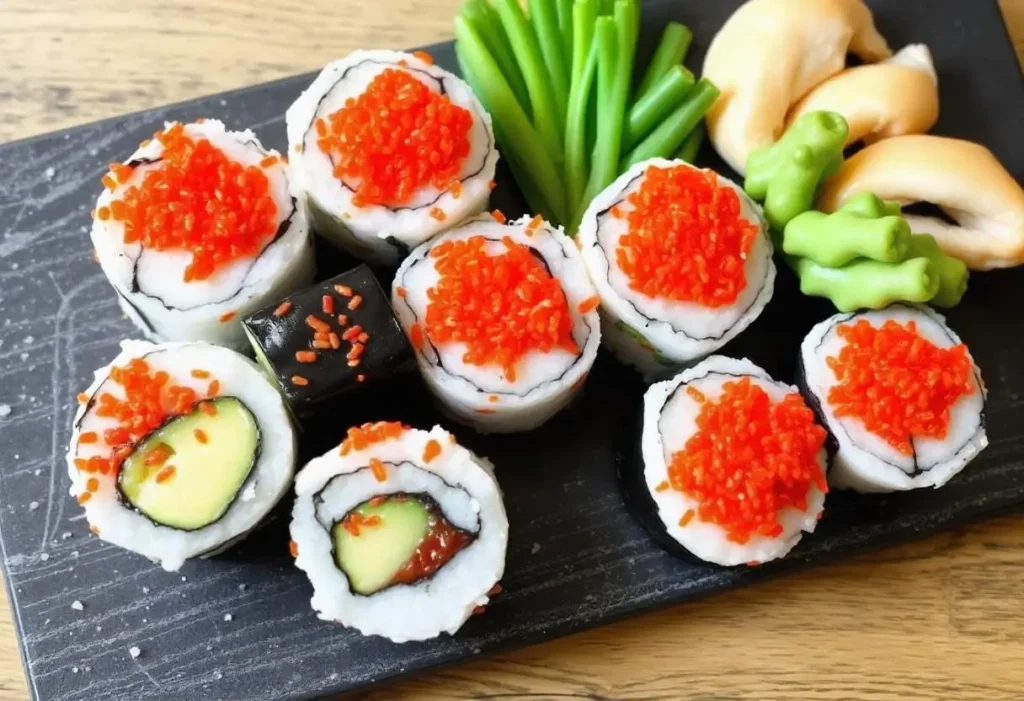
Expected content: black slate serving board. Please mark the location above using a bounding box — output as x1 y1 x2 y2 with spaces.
1 1 1022 699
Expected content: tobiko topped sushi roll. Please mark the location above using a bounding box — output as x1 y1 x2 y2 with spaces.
800 304 987 492
578 158 775 376
67 340 296 571
391 213 601 433
286 50 499 265
634 356 828 566
91 120 314 350
290 422 506 642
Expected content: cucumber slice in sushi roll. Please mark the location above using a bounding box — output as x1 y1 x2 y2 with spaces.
67 340 296 571
391 214 601 433
578 158 775 378
91 120 314 350
286 50 499 266
290 422 507 642
638 356 828 566
800 304 987 492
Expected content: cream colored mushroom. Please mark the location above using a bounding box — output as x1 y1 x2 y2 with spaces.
786 44 939 147
818 136 1024 270
702 0 891 175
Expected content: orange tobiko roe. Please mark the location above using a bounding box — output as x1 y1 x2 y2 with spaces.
74 359 216 478
669 378 828 544
826 319 975 455
424 236 578 381
616 165 759 308
316 68 473 208
338 421 409 456
99 123 279 282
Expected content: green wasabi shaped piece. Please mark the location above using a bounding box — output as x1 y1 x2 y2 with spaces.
792 256 940 312
782 193 911 267
745 111 849 231
906 233 969 308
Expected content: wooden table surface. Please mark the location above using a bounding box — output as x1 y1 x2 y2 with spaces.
2 1 1023 699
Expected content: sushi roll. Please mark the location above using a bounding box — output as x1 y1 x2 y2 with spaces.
290 422 506 642
243 264 416 421
578 158 775 377
67 340 296 571
285 50 499 265
800 304 987 492
91 119 314 350
634 356 828 566
391 213 601 433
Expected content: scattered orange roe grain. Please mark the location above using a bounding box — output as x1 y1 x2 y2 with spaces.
616 165 758 308
826 319 975 455
524 214 543 235
219 311 237 323
338 421 409 455
409 323 424 349
577 295 600 314
449 180 463 199
488 395 499 403
430 207 446 222
396 286 407 298
193 428 208 444
104 123 279 282
678 509 695 527
79 431 98 444
77 392 90 404
347 295 363 311
423 439 442 463
412 50 434 65
259 155 279 168
86 477 100 493
491 209 506 223
322 295 335 315
191 369 210 379
77 492 92 505
289 540 299 558
206 379 220 397
295 350 317 363
334 284 353 297
425 236 577 378
273 301 293 317
316 69 471 207
291 375 309 387
370 458 388 482
155 466 177 484
199 401 218 416
654 481 670 492
668 378 827 544
357 374 366 383
77 361 213 479
144 444 173 466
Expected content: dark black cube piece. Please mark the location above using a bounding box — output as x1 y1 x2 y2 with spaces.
243 264 416 421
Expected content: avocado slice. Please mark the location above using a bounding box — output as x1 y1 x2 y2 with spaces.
118 396 260 530
333 494 476 595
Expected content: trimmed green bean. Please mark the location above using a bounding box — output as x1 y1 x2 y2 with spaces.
556 0 574 77
461 0 531 118
635 23 693 101
493 0 563 157
621 78 719 169
453 16 566 222
624 65 695 151
675 121 704 163
565 41 599 230
530 0 570 121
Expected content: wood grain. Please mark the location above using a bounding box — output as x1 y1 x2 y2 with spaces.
1 1 1023 700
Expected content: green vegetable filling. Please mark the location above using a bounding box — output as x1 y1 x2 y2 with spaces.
332 494 474 596
118 397 259 531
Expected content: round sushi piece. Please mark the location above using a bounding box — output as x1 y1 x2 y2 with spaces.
800 304 987 492
638 356 828 566
91 120 314 351
391 213 601 433
285 50 499 266
578 158 775 377
290 422 507 642
67 340 296 571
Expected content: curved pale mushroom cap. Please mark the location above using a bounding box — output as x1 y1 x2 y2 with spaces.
786 44 939 147
703 0 891 175
818 135 1024 270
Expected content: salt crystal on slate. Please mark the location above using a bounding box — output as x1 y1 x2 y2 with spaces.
29 502 39 511
141 587 150 594
0 405 10 418
71 601 83 611
129 647 141 659
71 666 78 673
223 614 233 622
96 626 102 632
19 353 28 361
40 553 49 561
44 167 56 180
238 584 246 592
71 551 79 558
213 672 223 681
531 543 541 554
23 336 33 344
33 469 41 476
62 532 72 540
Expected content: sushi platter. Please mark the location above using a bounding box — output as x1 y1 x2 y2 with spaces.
1 0 1023 699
